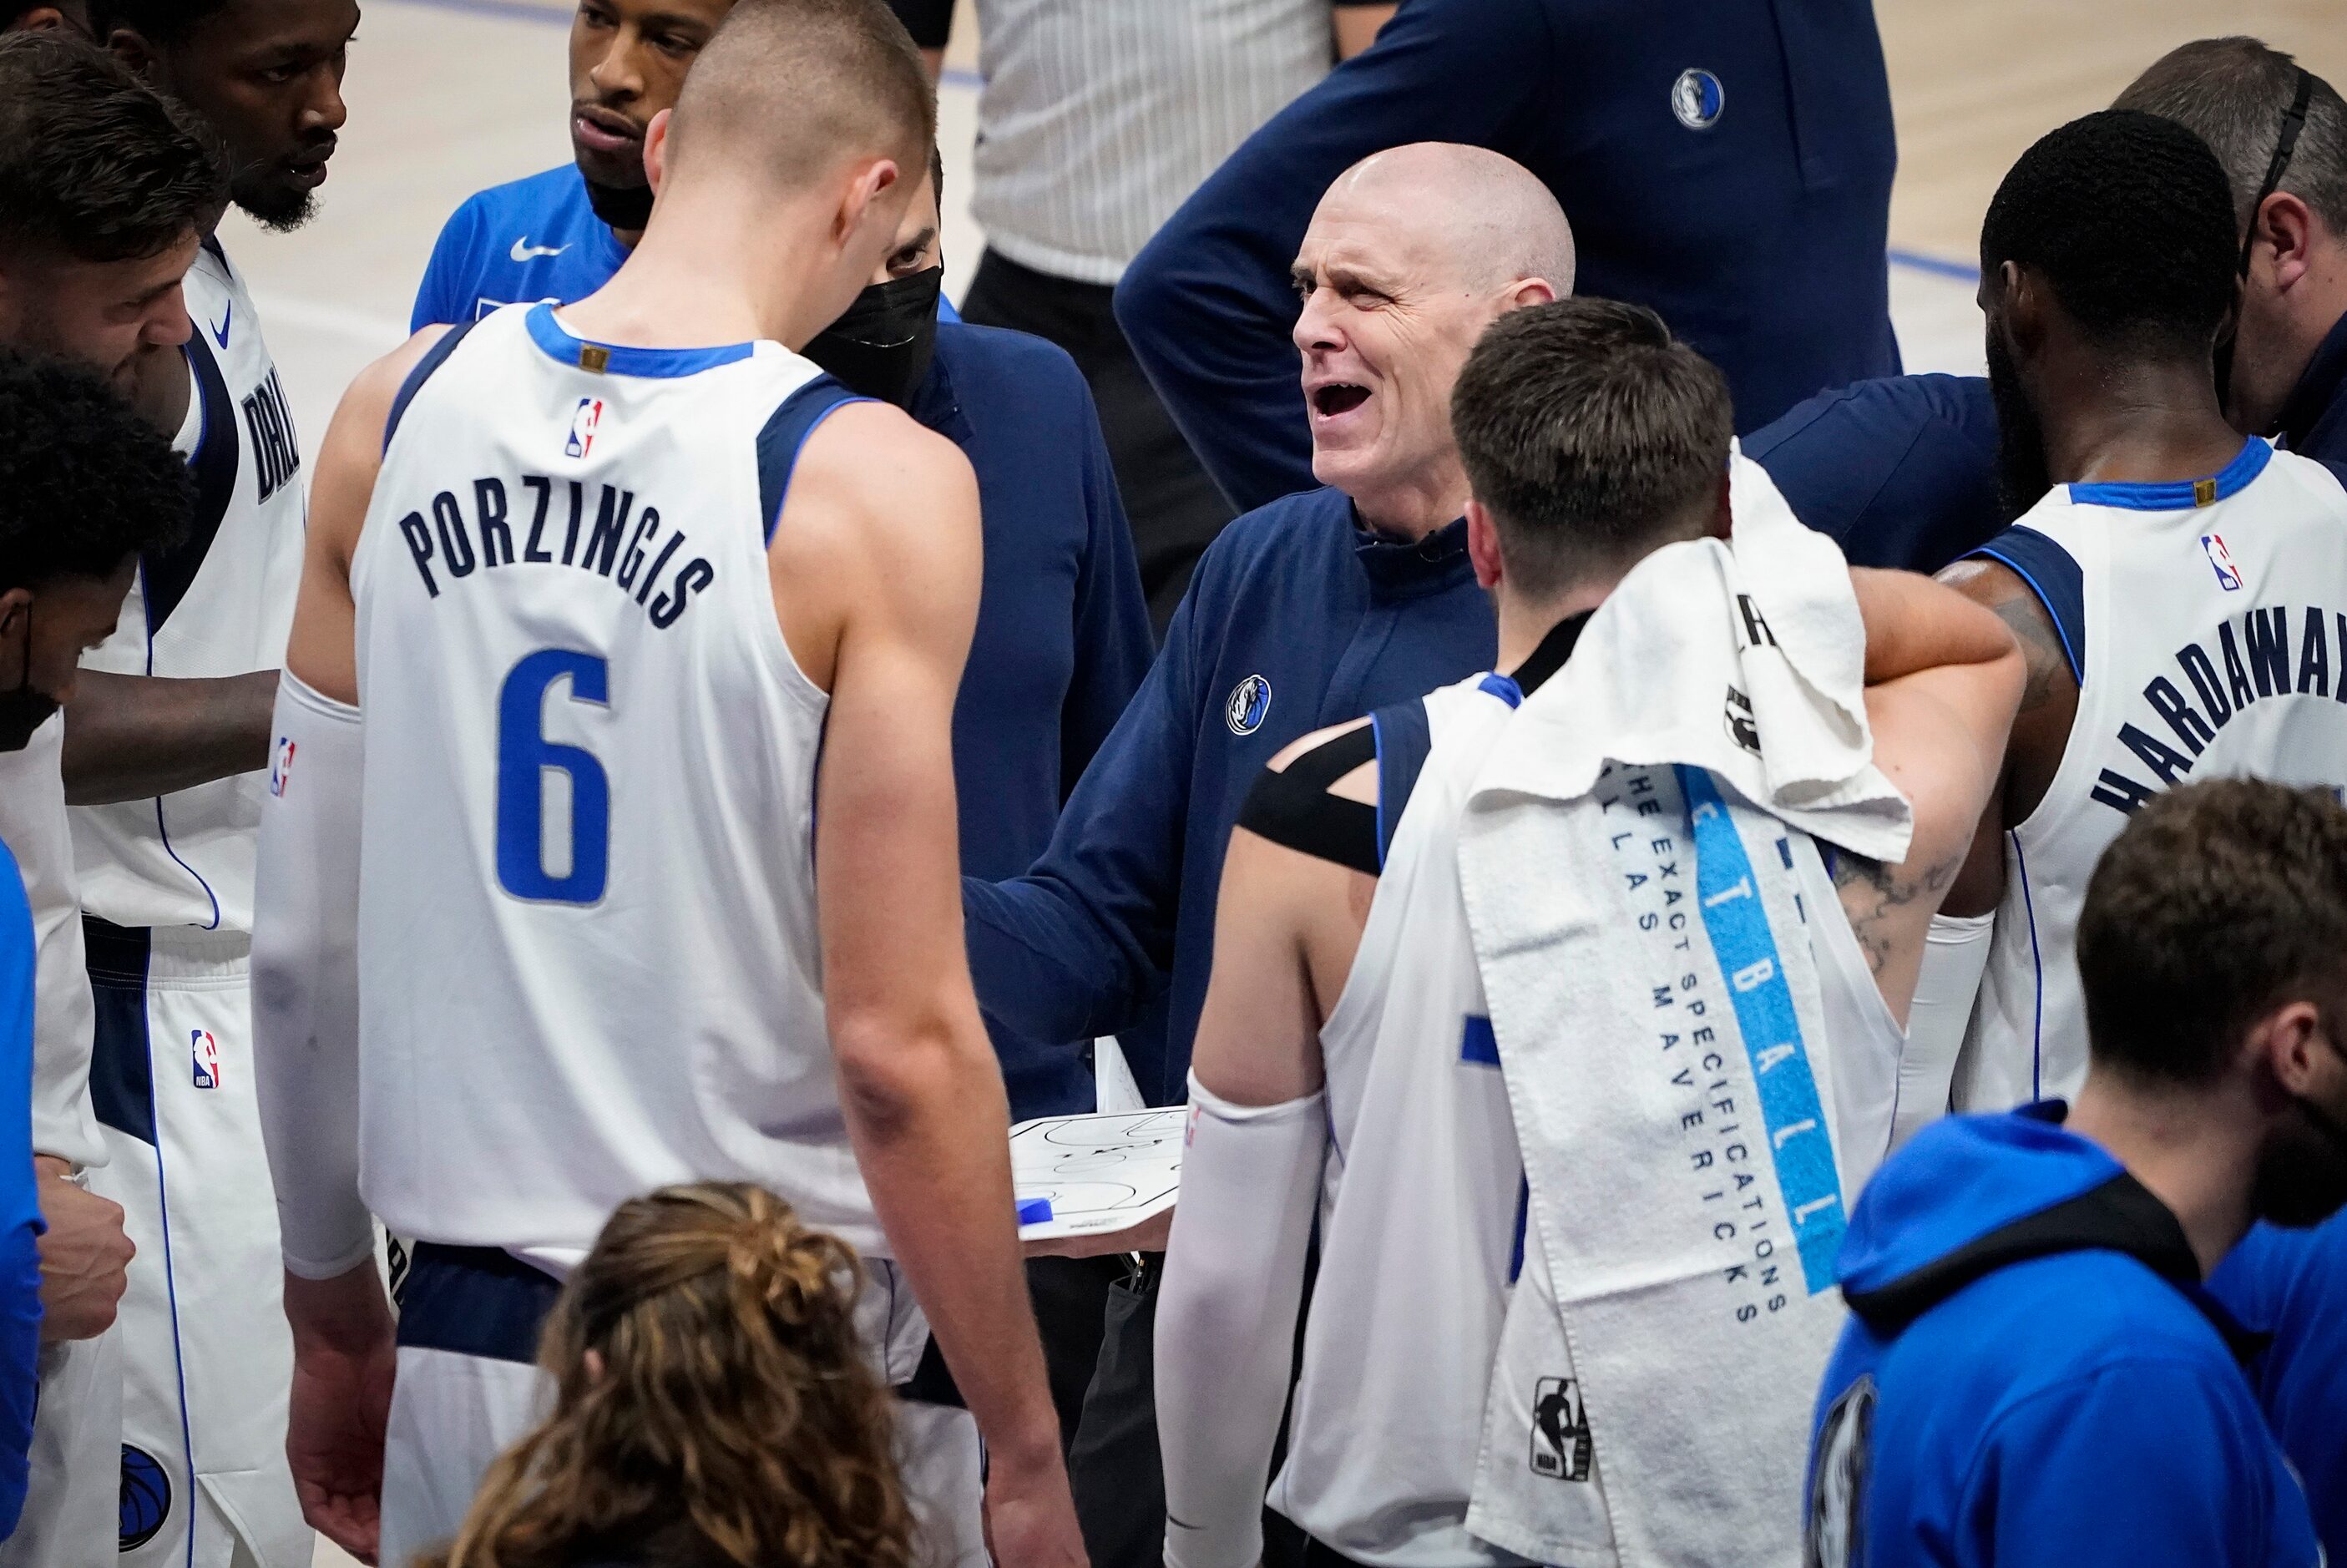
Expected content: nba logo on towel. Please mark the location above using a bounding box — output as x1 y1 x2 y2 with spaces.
565 397 604 458
269 736 296 797
190 1029 220 1090
1529 1377 1593 1481
2201 533 2243 591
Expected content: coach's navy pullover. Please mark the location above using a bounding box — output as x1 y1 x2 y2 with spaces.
964 487 1495 1105
1748 373 2005 572
1115 0 1899 514
914 326 1156 1117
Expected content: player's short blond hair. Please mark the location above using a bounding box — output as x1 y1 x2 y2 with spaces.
667 0 935 197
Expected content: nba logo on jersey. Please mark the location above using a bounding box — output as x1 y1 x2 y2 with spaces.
565 397 604 458
1528 1376 1594 1481
2202 532 2243 591
190 1029 221 1090
269 736 296 797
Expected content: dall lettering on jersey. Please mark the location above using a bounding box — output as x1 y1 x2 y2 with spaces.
2090 600 2347 815
240 367 301 503
393 472 714 629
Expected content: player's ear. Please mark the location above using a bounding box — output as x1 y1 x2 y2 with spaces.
2001 261 2050 359
642 109 672 195
1464 498 1505 592
834 157 898 245
0 589 29 689
104 25 159 83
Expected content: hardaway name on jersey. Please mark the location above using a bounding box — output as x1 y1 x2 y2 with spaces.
72 240 306 935
1960 442 2347 1109
350 303 871 1270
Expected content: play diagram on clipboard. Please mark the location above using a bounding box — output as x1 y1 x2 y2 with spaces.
1010 1108 1186 1242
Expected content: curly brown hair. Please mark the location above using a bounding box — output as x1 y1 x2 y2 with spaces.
415 1182 916 1568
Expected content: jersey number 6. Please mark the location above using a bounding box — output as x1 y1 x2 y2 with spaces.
496 648 611 904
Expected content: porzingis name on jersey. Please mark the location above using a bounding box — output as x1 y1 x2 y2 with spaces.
394 471 712 629
2091 599 2347 815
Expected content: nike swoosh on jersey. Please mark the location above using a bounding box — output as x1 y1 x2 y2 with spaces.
509 237 569 262
208 301 231 349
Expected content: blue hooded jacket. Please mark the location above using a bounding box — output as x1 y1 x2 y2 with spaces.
1807 1105 2319 1568
2212 1215 2347 1564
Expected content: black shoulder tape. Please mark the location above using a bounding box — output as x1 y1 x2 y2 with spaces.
1237 725 1379 875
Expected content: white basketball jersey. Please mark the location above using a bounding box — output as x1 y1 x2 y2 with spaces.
73 242 307 934
1960 443 2347 1110
352 303 861 1269
1275 674 1896 1568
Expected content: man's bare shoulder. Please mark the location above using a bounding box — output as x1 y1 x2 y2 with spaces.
1936 555 2076 718
342 325 454 438
310 326 456 555
779 400 977 559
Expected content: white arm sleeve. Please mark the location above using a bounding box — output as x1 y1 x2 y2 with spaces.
1891 911 1994 1151
1158 1072 1327 1568
0 715 102 1169
250 672 372 1279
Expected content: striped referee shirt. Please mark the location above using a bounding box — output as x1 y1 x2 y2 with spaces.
966 1 1373 286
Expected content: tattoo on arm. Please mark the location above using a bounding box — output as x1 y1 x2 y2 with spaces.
1831 850 1965 976
1986 592 2071 714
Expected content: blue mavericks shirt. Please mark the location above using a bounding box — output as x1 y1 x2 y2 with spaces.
413 163 962 330
412 165 630 330
0 842 42 1541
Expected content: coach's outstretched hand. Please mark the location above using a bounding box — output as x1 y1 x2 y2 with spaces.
285 1262 397 1564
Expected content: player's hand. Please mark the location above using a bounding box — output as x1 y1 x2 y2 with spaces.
285 1264 397 1565
32 1155 132 1343
1021 1207 1173 1260
981 1436 1089 1568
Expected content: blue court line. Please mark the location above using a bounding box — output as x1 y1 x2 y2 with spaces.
381 0 983 86
1889 246 1980 282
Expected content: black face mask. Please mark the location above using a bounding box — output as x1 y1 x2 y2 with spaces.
0 605 55 754
802 266 943 410
581 175 655 234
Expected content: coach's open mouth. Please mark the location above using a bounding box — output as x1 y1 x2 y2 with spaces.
1313 382 1370 417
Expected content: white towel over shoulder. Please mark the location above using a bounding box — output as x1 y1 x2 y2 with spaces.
1455 455 1910 1567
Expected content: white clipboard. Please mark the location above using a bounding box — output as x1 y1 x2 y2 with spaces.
1010 1107 1185 1242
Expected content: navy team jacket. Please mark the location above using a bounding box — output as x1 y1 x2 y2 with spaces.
963 487 1495 1105
1115 0 1900 514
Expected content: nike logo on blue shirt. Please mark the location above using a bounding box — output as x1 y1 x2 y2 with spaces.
510 237 569 262
208 301 231 349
